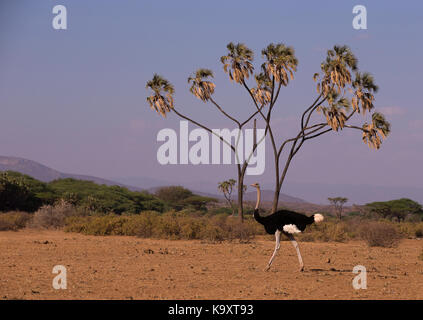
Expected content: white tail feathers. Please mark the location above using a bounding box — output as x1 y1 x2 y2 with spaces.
283 224 301 234
314 213 324 223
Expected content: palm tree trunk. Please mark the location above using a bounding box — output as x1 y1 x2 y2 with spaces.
271 184 280 213
271 155 280 213
237 182 244 222
237 166 244 222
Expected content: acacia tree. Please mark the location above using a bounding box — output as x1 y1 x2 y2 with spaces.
146 42 391 220
218 179 247 216
0 172 39 212
218 179 236 215
365 199 423 222
328 197 348 220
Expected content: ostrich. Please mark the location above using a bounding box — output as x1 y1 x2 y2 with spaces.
250 182 324 272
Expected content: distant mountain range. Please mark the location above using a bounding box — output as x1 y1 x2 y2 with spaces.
3 155 421 205
0 156 141 191
0 156 307 203
146 186 306 204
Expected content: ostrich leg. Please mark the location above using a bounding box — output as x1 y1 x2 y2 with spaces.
265 230 281 271
288 234 304 272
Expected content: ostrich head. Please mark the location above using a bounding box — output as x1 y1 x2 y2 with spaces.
250 182 260 189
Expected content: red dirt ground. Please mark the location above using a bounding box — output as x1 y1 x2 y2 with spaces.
1 230 422 299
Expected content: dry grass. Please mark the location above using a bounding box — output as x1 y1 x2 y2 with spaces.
64 212 263 242
297 218 423 247
2 208 423 248
358 222 401 247
0 211 31 231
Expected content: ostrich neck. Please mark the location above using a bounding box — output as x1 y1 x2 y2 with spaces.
255 187 261 210
253 187 263 224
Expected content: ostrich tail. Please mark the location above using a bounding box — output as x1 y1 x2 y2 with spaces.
313 213 324 224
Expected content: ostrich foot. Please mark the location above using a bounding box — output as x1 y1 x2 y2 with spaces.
264 265 271 272
299 265 304 272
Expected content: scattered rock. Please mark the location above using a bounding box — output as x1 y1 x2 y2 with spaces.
34 240 50 245
159 248 168 255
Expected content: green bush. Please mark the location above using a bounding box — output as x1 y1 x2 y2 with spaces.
0 172 42 212
0 171 167 214
50 179 165 214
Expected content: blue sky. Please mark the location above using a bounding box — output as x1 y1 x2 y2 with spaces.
1 0 422 201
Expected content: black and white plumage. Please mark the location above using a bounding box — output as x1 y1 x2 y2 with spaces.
253 208 323 235
250 182 324 272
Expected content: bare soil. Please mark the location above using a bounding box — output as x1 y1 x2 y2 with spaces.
1 230 422 300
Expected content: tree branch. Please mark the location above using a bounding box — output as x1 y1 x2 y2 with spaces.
209 97 241 126
172 107 236 152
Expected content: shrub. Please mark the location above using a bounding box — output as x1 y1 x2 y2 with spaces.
221 218 256 243
297 220 350 242
130 211 161 237
63 210 261 242
201 224 225 242
30 199 77 229
65 215 132 236
59 208 422 244
358 221 401 247
0 211 31 231
157 211 183 239
180 218 205 240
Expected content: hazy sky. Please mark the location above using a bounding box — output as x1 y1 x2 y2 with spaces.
1 0 422 193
